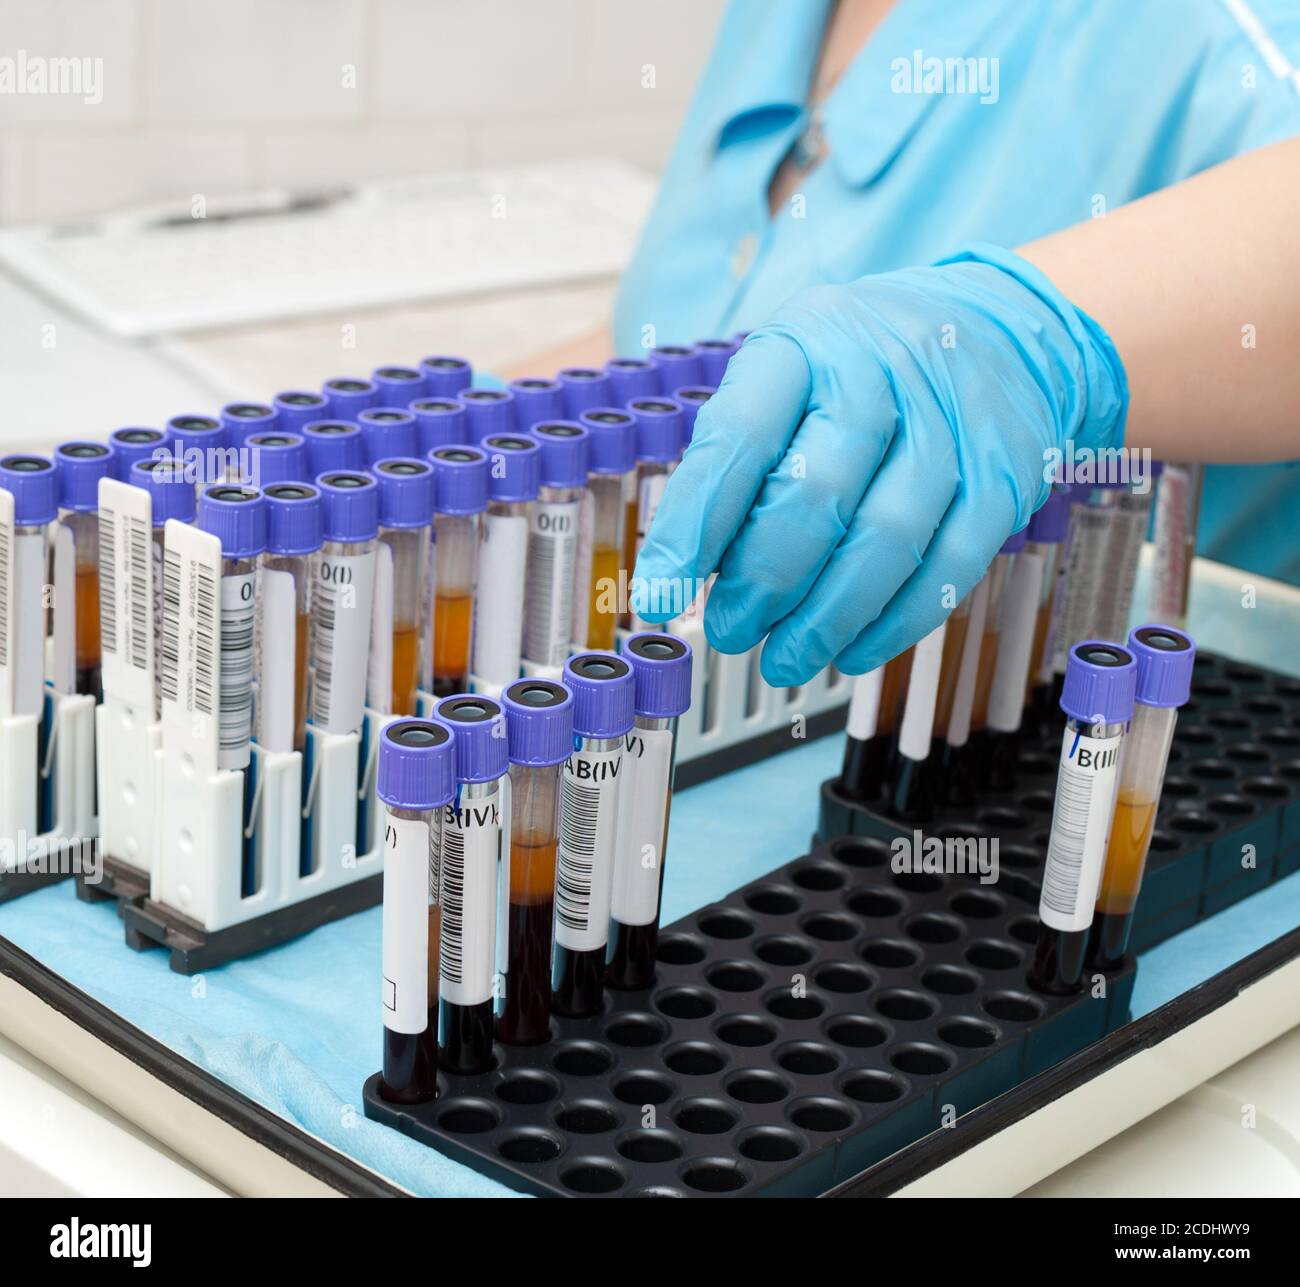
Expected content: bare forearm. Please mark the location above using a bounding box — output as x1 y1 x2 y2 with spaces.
1019 135 1300 462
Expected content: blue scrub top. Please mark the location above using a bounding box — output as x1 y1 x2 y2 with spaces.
614 0 1300 584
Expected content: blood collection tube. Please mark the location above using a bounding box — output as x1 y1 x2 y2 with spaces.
419 355 473 398
245 432 308 487
607 632 693 990
1089 626 1195 969
838 648 913 803
219 402 276 450
551 651 635 1018
577 408 635 650
1152 464 1203 626
358 407 418 465
497 678 573 1045
256 483 322 754
604 357 660 404
322 376 378 419
302 419 365 474
272 389 329 433
963 531 1020 779
508 376 565 431
556 366 614 421
673 386 715 446
1092 474 1158 643
694 337 739 386
427 446 488 698
935 578 989 807
370 459 435 717
435 694 508 1076
411 398 469 454
1023 489 1071 734
522 421 589 676
1046 484 1111 698
1028 641 1136 996
929 590 974 779
471 434 540 695
310 471 379 737
377 717 457 1104
458 388 515 444
650 344 704 391
884 622 948 822
167 414 227 486
371 364 427 408
108 427 168 480
626 398 685 627
53 441 114 701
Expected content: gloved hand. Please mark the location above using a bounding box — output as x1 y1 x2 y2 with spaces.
631 243 1128 685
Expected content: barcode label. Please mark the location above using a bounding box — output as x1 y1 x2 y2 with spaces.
438 785 501 1007
218 571 255 770
1038 728 1122 932
99 506 117 658
381 811 432 1034
0 491 11 708
1049 503 1109 673
555 745 623 951
523 499 578 668
310 549 375 734
611 726 672 927
629 471 667 629
100 479 157 711
471 510 528 688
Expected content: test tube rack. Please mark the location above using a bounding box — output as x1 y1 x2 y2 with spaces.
362 841 1133 1198
816 651 1300 956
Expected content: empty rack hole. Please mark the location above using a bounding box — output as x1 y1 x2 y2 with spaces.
938 1018 999 1049
696 910 754 939
983 991 1044 1023
893 872 944 893
495 1071 560 1105
950 891 1004 919
551 1042 614 1077
611 1072 674 1106
755 935 815 966
840 1071 906 1104
744 886 801 915
673 1099 738 1134
715 1016 778 1047
906 913 963 944
776 1042 840 1076
554 1101 620 1134
498 1129 563 1163
617 1130 683 1164
655 934 707 965
681 1159 748 1193
860 939 920 969
706 961 766 992
889 1043 954 1076
802 913 859 942
825 1016 888 1048
829 837 891 868
787 1097 855 1132
846 889 905 918
724 1069 791 1104
874 989 936 1022
790 863 846 891
1005 916 1040 946
436 1101 500 1134
737 1127 803 1163
561 1162 625 1194
921 964 981 994
965 940 1022 970
655 987 717 1020
605 1014 669 1047
765 991 826 1020
663 1042 727 1076
813 963 873 994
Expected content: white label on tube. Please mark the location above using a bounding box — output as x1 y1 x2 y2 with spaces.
524 499 577 668
611 725 672 927
555 744 623 951
439 784 501 1007
1152 465 1191 621
99 478 155 711
846 667 884 741
367 541 394 715
257 566 296 753
310 548 375 734
218 570 256 771
382 811 432 1034
472 510 528 687
897 620 946 761
1038 728 1122 932
0 492 14 717
987 549 1045 733
1050 503 1109 673
50 521 75 695
946 576 990 749
635 472 666 549
570 489 593 648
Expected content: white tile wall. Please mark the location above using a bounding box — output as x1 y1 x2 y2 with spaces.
0 0 727 225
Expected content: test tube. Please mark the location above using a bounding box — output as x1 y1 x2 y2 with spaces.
626 398 685 628
377 717 457 1104
555 367 612 420
929 591 974 779
108 427 168 481
310 471 379 736
358 407 418 465
471 434 540 695
434 694 508 1076
272 390 329 433
934 578 989 808
1089 626 1195 969
577 408 635 650
322 376 378 419
838 648 913 803
302 419 365 475
167 414 227 487
411 398 469 454
497 678 573 1046
371 364 427 408
605 357 660 404
370 459 435 717
694 337 739 386
522 422 589 675
551 651 635 1018
1028 640 1136 996
419 355 473 398
1151 464 1203 626
673 386 715 446
884 622 948 822
1023 489 1071 734
508 376 565 431
54 441 115 701
219 402 277 451
427 446 488 698
963 531 1020 780
1045 484 1111 697
650 344 704 391
244 432 308 487
607 632 693 991
1092 474 1158 643
458 388 515 444
257 483 322 754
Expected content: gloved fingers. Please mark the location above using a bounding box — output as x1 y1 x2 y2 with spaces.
757 421 959 686
703 381 899 654
631 332 810 623
833 485 1018 676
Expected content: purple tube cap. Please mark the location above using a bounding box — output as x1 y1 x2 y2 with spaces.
378 718 457 810
629 398 684 463
0 453 59 526
131 455 196 526
558 367 613 417
999 527 1028 556
371 365 426 404
322 377 378 416
55 440 115 511
604 357 660 401
429 445 488 515
109 428 168 480
578 408 636 476
482 435 541 503
373 457 435 528
198 484 267 559
435 694 508 784
1128 625 1196 708
564 652 635 739
315 470 379 542
502 679 573 767
263 481 324 556
272 391 328 428
246 432 308 485
419 355 473 396
411 399 469 454
1027 488 1070 544
1061 640 1137 725
530 421 590 489
221 401 276 436
625 631 693 719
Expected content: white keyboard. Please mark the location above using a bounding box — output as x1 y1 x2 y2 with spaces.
0 159 656 339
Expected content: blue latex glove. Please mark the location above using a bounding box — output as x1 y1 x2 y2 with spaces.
632 243 1128 684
